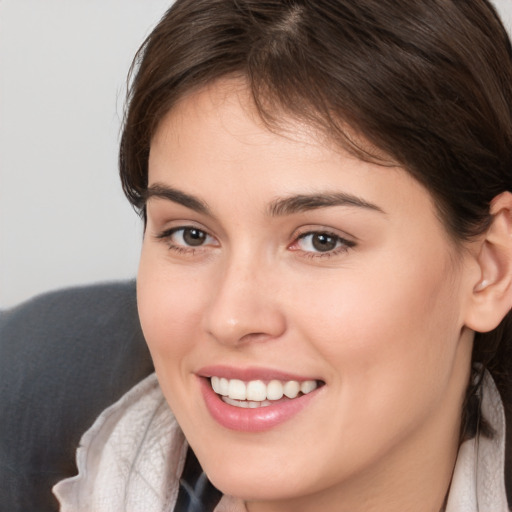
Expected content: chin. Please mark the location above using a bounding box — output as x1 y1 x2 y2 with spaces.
195 445 320 504
206 469 302 503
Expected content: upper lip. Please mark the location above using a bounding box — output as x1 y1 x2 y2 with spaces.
197 365 323 383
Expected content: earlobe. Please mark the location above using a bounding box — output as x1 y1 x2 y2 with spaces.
465 192 512 333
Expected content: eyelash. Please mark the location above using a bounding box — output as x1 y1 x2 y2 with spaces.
155 226 356 258
290 230 356 258
156 226 217 255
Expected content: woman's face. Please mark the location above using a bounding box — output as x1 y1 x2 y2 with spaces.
138 80 476 509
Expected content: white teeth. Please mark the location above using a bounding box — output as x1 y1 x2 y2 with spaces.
301 380 317 394
228 379 246 400
224 397 249 408
223 397 273 408
210 377 319 403
283 380 300 399
211 376 220 394
267 380 284 400
246 380 267 401
219 378 229 395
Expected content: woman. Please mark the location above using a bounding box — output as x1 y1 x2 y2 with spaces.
54 0 512 510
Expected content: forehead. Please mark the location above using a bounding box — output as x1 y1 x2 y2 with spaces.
148 79 440 228
154 77 395 163
152 78 321 157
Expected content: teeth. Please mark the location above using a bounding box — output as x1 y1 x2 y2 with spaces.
210 377 319 402
247 380 267 401
301 380 317 394
228 379 246 400
283 380 300 399
211 376 221 394
267 380 284 400
219 378 229 395
223 397 273 408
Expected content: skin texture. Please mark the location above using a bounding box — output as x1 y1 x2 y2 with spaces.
137 79 486 512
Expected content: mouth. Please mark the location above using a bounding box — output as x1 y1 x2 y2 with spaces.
198 370 324 431
210 376 321 409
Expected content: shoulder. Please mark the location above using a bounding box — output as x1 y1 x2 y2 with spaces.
0 281 154 511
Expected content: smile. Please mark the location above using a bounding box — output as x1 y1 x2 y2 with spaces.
210 377 319 408
199 370 324 431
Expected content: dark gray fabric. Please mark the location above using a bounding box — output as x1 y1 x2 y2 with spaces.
0 281 154 512
175 448 222 512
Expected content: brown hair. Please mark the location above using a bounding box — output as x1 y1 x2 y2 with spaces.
119 0 512 499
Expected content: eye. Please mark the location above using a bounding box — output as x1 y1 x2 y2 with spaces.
299 232 340 252
174 227 209 247
157 226 218 251
290 230 355 256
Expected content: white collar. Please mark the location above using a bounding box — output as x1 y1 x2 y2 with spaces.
445 370 508 512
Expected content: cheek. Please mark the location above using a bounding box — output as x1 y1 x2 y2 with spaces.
294 246 463 403
136 251 207 363
136 253 213 431
278 259 464 475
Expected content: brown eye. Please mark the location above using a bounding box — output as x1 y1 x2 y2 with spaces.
158 226 217 250
292 231 355 256
182 228 207 246
311 233 338 252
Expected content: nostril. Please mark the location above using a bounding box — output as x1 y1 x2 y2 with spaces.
202 276 287 346
238 332 273 344
204 305 287 346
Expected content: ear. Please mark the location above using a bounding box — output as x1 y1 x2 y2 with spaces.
464 191 512 333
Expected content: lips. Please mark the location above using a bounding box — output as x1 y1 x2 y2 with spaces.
198 366 324 432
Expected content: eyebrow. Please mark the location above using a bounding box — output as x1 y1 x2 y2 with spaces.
267 192 385 216
144 183 211 215
144 183 385 217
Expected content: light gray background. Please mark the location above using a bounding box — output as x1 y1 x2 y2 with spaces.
1 0 512 308
0 0 172 307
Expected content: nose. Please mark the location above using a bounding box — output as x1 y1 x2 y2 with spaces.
202 256 287 346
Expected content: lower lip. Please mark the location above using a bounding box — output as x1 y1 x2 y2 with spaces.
199 377 321 432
